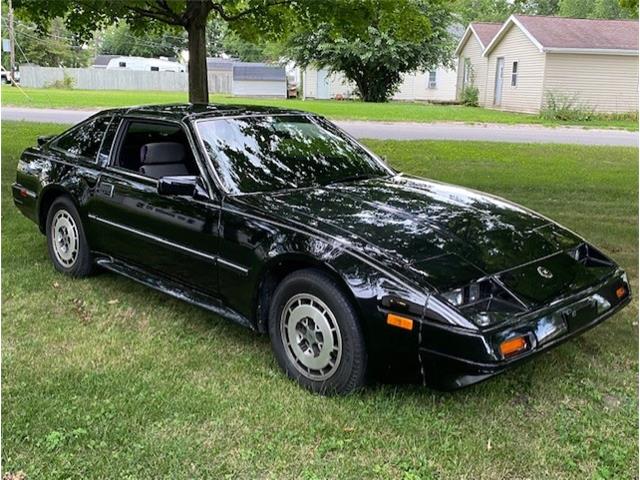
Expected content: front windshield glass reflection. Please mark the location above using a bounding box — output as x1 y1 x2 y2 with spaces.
196 115 388 194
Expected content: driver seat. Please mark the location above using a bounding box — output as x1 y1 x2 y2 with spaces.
139 142 189 178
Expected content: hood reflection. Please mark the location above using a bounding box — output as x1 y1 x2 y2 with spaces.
238 175 581 289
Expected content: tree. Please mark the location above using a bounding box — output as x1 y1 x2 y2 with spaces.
619 0 639 16
13 0 292 103
222 31 282 62
453 0 512 24
1 15 92 69
452 0 560 24
98 22 186 59
287 0 453 102
558 0 632 18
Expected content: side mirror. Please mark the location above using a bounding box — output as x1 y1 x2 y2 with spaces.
158 175 198 196
37 135 54 146
157 176 210 199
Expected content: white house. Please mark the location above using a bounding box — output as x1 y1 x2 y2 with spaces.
302 65 458 102
456 15 639 113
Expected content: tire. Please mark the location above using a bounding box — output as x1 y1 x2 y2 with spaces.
268 269 367 395
45 196 93 277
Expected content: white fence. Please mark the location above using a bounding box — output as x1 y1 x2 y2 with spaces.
19 65 231 94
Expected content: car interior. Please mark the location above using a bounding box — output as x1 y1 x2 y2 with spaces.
114 120 200 179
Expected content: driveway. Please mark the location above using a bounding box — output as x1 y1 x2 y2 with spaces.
2 106 638 146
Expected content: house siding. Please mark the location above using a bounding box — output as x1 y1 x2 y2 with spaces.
485 24 546 113
543 53 639 113
232 80 286 98
456 34 490 104
395 68 458 102
303 67 457 101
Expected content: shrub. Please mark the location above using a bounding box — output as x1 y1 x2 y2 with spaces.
461 85 479 107
541 91 596 121
46 74 75 89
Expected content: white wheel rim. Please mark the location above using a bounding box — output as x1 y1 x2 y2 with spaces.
280 293 342 381
51 209 79 268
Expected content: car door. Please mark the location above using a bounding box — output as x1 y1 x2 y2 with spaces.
87 117 221 297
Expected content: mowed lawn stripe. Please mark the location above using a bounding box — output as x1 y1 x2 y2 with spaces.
2 121 637 479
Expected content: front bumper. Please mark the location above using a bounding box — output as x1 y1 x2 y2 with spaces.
371 270 631 389
421 294 630 390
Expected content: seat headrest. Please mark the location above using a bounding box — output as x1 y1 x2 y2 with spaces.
140 142 186 165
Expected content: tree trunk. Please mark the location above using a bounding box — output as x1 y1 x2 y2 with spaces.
186 3 210 104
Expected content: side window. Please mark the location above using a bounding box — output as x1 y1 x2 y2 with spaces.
150 66 159 72
52 115 112 161
511 61 518 87
113 120 198 179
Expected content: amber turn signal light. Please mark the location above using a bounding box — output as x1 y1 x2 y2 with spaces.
616 286 627 299
386 313 414 331
500 336 527 357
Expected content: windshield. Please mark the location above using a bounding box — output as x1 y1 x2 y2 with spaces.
196 115 389 194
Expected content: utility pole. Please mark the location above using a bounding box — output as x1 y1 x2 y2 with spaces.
8 0 16 84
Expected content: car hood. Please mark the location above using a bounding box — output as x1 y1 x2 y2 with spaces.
238 175 584 292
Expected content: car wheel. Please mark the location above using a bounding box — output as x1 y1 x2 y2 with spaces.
46 196 93 277
268 269 367 395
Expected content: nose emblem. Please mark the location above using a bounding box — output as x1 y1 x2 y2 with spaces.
537 266 553 279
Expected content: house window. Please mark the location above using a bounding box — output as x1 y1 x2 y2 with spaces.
119 61 126 68
428 71 437 89
150 66 159 71
511 61 518 86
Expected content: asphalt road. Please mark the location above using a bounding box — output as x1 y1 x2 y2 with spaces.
2 106 638 146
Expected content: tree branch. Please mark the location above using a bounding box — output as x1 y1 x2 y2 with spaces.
128 3 184 26
209 0 292 21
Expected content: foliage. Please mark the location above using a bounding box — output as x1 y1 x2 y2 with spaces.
220 31 281 62
97 21 186 59
286 0 453 102
541 91 597 121
620 0 639 16
459 59 479 106
45 73 75 89
453 0 632 22
461 85 479 106
453 0 513 23
11 0 295 102
453 0 560 23
558 0 633 18
0 16 92 69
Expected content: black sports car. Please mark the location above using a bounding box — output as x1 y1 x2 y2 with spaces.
13 104 631 394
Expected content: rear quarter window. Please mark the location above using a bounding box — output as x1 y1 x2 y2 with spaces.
52 115 112 161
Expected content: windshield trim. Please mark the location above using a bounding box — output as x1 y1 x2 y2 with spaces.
192 113 394 197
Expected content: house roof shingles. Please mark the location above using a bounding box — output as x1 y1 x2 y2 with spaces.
471 22 503 48
514 15 639 51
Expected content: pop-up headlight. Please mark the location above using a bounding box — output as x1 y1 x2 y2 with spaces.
441 279 526 328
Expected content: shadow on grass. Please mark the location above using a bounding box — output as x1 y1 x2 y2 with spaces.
81 266 593 412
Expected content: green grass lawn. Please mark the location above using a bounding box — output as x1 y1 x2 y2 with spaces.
2 121 638 479
3 85 638 130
